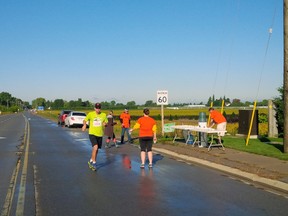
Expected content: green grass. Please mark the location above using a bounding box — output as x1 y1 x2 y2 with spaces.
221 136 288 160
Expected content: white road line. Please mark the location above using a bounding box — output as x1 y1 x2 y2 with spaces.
0 160 21 216
33 165 41 216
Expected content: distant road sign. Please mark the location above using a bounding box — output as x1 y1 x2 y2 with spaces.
157 90 168 105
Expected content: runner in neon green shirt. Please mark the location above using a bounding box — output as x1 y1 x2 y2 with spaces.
82 103 108 171
85 111 108 136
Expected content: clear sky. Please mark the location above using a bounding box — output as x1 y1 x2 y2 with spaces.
0 0 283 105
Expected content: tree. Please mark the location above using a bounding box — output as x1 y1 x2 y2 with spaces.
82 100 91 107
206 96 212 106
231 98 244 107
53 99 65 108
258 99 268 106
76 98 83 107
213 97 222 107
23 101 32 109
68 100 77 108
0 92 12 107
144 100 156 107
110 100 116 107
32 98 46 108
126 101 137 109
273 86 284 137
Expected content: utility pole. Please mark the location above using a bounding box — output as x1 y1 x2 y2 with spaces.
284 0 288 153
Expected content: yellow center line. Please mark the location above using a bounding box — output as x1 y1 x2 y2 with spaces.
15 116 30 215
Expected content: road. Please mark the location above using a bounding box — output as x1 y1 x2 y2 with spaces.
0 111 288 216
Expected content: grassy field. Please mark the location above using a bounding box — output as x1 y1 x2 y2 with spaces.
33 108 287 160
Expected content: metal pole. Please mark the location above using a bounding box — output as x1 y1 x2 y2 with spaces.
246 100 257 146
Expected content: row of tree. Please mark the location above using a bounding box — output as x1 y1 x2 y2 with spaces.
0 92 29 113
0 91 271 111
31 97 269 110
206 96 269 107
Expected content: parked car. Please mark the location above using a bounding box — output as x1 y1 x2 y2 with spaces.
58 110 72 125
64 111 87 128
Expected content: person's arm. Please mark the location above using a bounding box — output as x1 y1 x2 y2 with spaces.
129 122 140 133
209 119 215 128
82 120 87 131
103 115 108 127
119 114 125 127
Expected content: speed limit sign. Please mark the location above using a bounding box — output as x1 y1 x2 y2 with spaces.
157 90 168 105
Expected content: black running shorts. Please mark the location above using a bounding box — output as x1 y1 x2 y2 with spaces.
139 137 153 152
89 135 103 149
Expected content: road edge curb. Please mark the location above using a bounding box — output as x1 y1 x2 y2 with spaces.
153 147 288 194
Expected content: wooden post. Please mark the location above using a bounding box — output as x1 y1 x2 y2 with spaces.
268 100 278 137
284 0 288 153
161 105 164 136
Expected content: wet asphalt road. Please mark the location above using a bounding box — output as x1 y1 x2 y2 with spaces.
1 111 288 216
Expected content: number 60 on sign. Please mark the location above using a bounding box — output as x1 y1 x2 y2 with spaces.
157 90 168 105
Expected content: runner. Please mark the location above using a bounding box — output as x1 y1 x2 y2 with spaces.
82 103 108 171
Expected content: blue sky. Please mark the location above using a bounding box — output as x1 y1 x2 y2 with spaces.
0 0 283 105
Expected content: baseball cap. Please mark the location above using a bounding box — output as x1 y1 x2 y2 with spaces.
95 103 101 109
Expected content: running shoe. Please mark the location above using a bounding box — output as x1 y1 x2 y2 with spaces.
88 161 93 168
92 163 97 170
88 161 96 171
148 163 153 168
140 164 145 169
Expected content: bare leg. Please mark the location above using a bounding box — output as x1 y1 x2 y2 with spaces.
105 139 110 148
141 151 146 164
91 145 99 163
147 151 153 164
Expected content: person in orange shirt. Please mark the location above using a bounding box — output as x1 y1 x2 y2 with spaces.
130 108 157 168
208 107 227 138
120 108 131 144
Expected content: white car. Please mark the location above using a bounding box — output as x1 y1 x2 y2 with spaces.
64 111 87 128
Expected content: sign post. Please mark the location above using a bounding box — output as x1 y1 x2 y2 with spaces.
157 90 168 136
